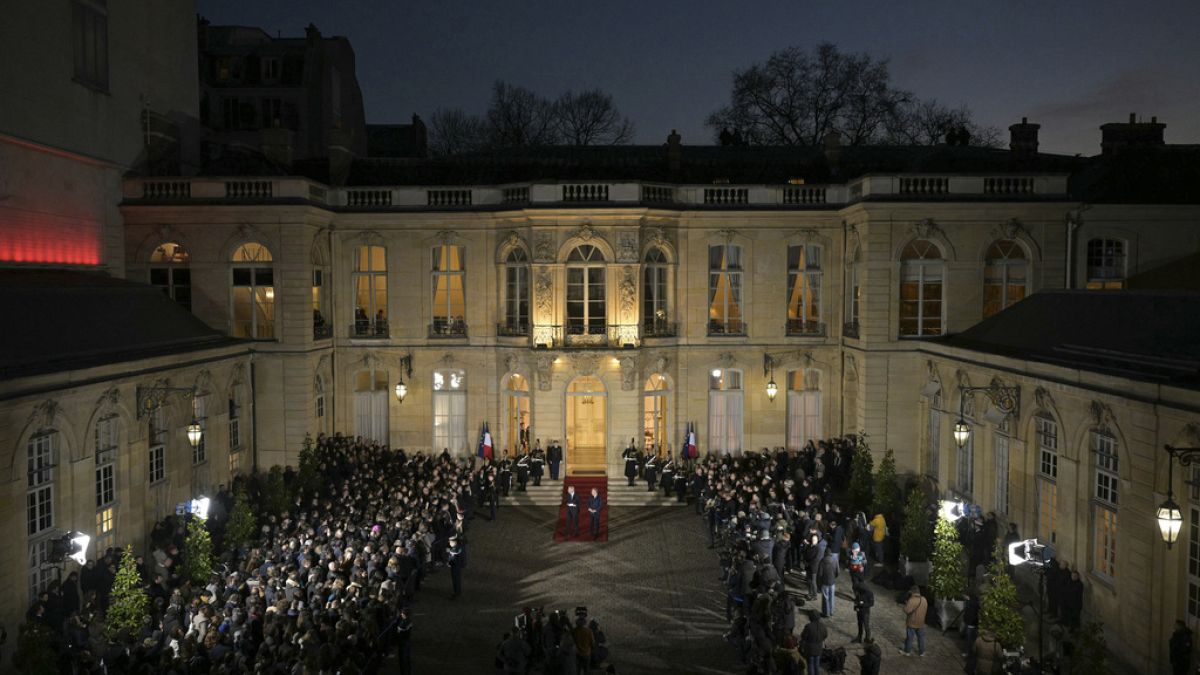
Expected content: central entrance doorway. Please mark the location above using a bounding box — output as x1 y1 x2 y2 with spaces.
566 375 607 475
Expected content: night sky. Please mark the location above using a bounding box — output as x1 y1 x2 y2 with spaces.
197 0 1200 155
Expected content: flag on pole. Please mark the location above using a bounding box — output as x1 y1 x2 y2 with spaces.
482 422 493 460
477 423 486 459
687 422 697 459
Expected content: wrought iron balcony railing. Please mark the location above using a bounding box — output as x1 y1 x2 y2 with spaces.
350 320 389 338
843 321 860 339
429 319 468 338
785 319 826 337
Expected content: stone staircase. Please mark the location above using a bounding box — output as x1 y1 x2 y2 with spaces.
500 477 687 507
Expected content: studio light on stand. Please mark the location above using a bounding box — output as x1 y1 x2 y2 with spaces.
1007 537 1052 671
189 497 211 521
68 533 91 565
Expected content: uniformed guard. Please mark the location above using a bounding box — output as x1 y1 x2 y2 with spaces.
530 446 545 486
547 440 563 480
447 536 465 598
644 451 658 492
499 454 513 497
659 452 676 497
516 451 530 491
674 465 688 502
622 439 639 487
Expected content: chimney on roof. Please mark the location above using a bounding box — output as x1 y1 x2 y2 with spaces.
1008 117 1040 156
260 126 294 170
1100 113 1165 155
823 129 841 168
666 129 682 175
328 127 353 185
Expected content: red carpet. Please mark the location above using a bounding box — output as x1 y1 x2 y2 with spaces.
553 476 608 542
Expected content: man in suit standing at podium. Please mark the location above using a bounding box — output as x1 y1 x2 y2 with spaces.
564 485 581 537
588 487 604 540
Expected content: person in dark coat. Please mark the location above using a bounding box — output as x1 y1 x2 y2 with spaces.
447 536 465 598
623 440 639 486
1170 620 1193 675
531 447 545 486
817 550 839 617
1061 570 1084 630
858 638 882 675
852 582 874 643
564 486 581 538
547 441 563 480
587 488 604 540
644 453 658 492
799 611 827 675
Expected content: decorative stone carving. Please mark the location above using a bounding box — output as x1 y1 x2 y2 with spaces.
536 356 553 391
1182 422 1200 447
505 230 522 251
193 369 213 392
655 355 668 373
96 387 121 409
1034 386 1056 413
229 364 246 387
534 233 555 262
643 226 667 250
620 266 637 314
574 353 600 377
363 352 382 370
504 354 519 375
535 268 554 313
621 357 637 391
845 223 861 263
29 399 60 430
716 228 738 243
576 222 596 241
993 218 1024 241
357 229 385 247
792 228 821 245
718 352 736 369
440 353 456 368
1089 399 1114 428
436 230 459 246
912 218 942 241
617 233 638 262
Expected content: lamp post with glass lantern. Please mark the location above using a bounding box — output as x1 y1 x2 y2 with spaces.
950 383 1021 450
394 353 413 403
1159 446 1200 548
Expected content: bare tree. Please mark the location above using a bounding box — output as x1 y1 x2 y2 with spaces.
555 89 635 145
428 108 489 156
486 81 559 147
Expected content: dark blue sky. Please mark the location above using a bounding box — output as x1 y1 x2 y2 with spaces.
198 0 1200 155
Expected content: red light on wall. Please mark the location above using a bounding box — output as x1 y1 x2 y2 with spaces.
0 220 102 266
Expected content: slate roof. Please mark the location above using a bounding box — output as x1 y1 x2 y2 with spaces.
935 290 1200 388
0 270 243 381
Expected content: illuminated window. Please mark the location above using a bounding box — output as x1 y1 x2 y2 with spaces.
503 248 530 335
1035 414 1059 545
96 507 114 553
231 243 274 339
1091 429 1119 580
708 244 744 335
708 368 743 454
150 242 192 311
433 370 467 452
505 374 531 453
642 373 670 452
786 245 822 335
94 415 117 509
71 0 108 90
354 369 389 444
786 370 821 450
432 245 466 336
354 246 388 337
566 245 606 337
983 240 1027 318
1086 238 1126 289
27 432 56 537
900 240 944 337
643 248 672 335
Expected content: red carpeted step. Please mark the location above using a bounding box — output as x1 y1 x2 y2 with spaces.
553 476 608 543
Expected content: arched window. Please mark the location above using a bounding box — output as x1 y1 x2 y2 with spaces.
504 374 531 453
432 245 466 336
643 373 670 452
1034 413 1058 545
354 369 389 444
983 240 1027 318
786 370 821 449
503 249 530 335
708 244 744 335
1091 427 1119 579
708 368 743 454
27 428 59 599
567 245 606 337
1086 238 1126 289
92 414 118 552
643 248 672 336
899 240 944 337
353 245 388 337
151 242 192 310
432 369 467 452
786 245 822 335
231 242 274 339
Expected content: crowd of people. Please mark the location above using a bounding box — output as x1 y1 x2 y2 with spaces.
495 607 613 675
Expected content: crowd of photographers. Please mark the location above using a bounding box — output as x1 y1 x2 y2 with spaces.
495 606 613 675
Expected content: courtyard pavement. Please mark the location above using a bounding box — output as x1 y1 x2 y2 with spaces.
395 502 967 674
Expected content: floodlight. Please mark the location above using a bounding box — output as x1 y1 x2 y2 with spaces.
190 496 211 520
69 532 91 565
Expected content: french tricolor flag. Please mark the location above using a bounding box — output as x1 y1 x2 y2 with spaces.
687 424 697 459
482 423 493 460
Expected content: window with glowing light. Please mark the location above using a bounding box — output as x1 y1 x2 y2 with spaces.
1086 238 1126 289
432 246 466 335
643 248 672 335
899 239 944 337
708 368 743 454
433 370 467 453
983 240 1027 318
354 246 388 336
786 370 821 450
642 373 670 453
94 414 117 509
1035 414 1059 544
1091 428 1119 580
354 370 389 444
786 245 822 335
503 248 530 334
231 243 275 339
567 245 606 336
150 243 192 311
708 244 744 335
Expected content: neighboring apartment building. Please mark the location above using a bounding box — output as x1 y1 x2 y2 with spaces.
197 20 368 162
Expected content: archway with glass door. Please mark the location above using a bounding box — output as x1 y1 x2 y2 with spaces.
643 374 671 457
503 374 532 456
566 376 607 475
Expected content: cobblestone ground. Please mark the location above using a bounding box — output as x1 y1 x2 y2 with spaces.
390 504 967 674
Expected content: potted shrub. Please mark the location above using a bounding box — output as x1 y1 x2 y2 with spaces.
105 544 148 640
980 556 1025 650
872 449 902 521
847 441 874 514
899 485 933 585
929 515 968 631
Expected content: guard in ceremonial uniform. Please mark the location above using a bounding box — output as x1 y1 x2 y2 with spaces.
659 452 675 497
623 439 639 486
548 440 563 480
530 447 545 486
674 466 688 502
447 536 465 598
516 452 530 491
499 455 513 497
644 452 658 492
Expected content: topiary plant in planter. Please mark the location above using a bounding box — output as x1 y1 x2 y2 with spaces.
980 555 1025 649
105 544 148 640
873 449 902 521
930 515 968 630
847 440 875 514
900 485 933 584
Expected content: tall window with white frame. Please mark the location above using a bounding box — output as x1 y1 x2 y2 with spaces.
1091 429 1119 580
27 430 57 600
150 243 192 311
927 392 941 479
312 268 329 338
642 374 670 453
708 244 744 335
314 377 326 435
994 417 1011 514
1086 238 1126 289
193 393 209 465
1187 465 1200 622
94 415 118 552
432 245 466 336
786 370 821 450
1035 414 1059 545
786 245 822 336
566 245 607 337
708 368 743 454
643 247 672 336
353 245 388 337
899 239 944 337
433 370 467 453
504 374 531 453
231 243 275 339
72 0 108 90
228 387 242 451
148 407 167 484
955 392 974 495
503 249 530 335
983 240 1027 318
354 370 389 444
845 257 860 336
